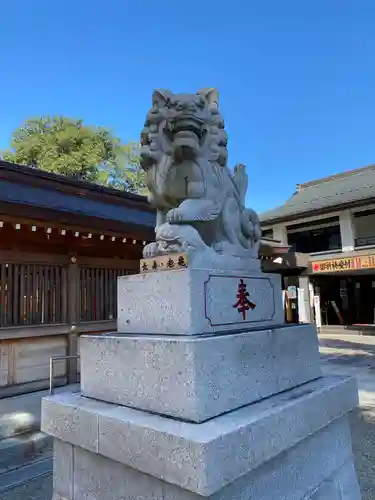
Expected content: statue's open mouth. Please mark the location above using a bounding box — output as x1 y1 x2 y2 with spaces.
164 115 205 142
164 115 206 161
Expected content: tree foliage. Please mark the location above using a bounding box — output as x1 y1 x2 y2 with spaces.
2 116 147 194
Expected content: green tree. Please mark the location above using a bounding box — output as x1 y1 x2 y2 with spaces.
99 141 148 195
2 116 147 194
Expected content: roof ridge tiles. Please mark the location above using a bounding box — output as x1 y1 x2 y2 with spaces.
297 164 375 191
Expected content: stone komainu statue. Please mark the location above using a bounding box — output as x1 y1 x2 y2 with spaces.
140 88 261 267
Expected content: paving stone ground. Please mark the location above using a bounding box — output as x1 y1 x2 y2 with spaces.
0 473 52 500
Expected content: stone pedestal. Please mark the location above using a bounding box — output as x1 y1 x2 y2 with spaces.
42 267 361 499
117 268 284 335
80 324 321 422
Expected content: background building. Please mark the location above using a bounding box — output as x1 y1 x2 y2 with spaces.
260 164 375 331
0 161 154 397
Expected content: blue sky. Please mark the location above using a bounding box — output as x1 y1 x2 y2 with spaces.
1 1 375 212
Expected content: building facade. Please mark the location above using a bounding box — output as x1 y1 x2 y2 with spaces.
260 164 375 329
0 161 154 397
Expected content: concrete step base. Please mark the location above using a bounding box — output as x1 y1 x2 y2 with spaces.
0 431 53 475
0 457 52 494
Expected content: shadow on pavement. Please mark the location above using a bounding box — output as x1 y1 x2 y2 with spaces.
320 337 375 355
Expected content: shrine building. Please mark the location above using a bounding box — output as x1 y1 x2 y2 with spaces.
260 164 375 332
0 160 154 397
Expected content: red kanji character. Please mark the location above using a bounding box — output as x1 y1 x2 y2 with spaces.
233 279 256 320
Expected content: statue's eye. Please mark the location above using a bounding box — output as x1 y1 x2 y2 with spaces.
165 98 177 108
198 97 206 109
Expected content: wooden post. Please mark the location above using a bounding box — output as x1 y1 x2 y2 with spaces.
67 255 79 384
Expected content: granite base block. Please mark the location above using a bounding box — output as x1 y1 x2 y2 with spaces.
310 461 361 500
53 440 74 499
80 323 322 422
50 415 360 499
42 375 359 497
330 461 362 500
117 268 284 335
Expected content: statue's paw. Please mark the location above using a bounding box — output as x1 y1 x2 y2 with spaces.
167 208 184 223
143 242 159 258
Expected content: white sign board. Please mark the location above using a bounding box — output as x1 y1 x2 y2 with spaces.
314 295 322 329
308 283 314 307
298 288 308 323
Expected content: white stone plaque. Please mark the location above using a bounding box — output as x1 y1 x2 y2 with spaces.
204 275 276 327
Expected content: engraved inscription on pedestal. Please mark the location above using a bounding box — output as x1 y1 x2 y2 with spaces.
140 253 188 274
204 275 276 327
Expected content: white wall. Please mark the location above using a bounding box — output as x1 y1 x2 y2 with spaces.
339 210 355 252
272 225 288 244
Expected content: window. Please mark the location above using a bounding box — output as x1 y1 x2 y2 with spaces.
262 229 273 239
0 263 68 327
354 210 375 247
78 267 135 322
288 225 341 253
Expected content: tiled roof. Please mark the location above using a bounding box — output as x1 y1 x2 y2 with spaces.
260 165 375 223
0 160 147 203
0 161 156 231
0 180 155 228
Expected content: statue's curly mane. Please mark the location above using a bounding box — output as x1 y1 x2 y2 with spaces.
139 88 261 264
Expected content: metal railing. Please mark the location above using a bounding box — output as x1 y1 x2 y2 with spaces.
49 355 80 395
